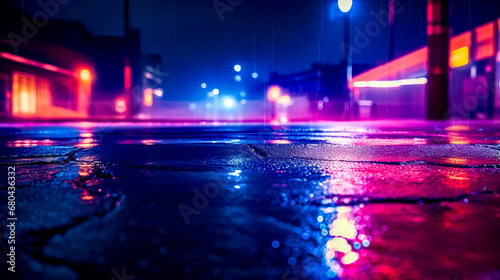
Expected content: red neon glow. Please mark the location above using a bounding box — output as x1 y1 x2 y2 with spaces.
124 66 132 89
267 86 281 101
351 48 428 88
0 52 73 76
115 97 127 114
427 3 433 23
450 32 471 52
475 23 495 61
42 64 59 72
352 20 497 91
143 88 153 107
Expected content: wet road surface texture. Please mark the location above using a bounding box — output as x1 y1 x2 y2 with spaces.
1 121 500 280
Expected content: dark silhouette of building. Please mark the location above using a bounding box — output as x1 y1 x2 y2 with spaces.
268 63 372 120
0 1 158 119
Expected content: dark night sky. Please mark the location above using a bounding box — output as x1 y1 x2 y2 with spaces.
6 0 500 100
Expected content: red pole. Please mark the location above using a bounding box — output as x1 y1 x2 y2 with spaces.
426 0 450 120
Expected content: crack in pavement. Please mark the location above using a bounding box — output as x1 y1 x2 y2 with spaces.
17 161 123 279
0 149 83 166
287 156 500 169
247 144 270 158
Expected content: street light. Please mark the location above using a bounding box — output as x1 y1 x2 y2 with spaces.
80 69 92 82
234 65 241 72
339 0 353 120
224 98 235 108
338 0 353 13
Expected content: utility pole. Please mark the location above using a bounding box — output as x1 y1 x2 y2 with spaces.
342 7 353 120
486 21 498 119
426 0 450 120
388 0 395 61
124 0 131 117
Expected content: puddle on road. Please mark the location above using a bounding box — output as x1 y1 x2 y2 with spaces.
2 122 500 147
216 158 500 279
2 123 500 279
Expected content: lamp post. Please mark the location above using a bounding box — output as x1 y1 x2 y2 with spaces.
339 0 352 120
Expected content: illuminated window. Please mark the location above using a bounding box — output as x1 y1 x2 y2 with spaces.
143 88 153 107
475 22 494 61
450 47 469 68
12 72 37 116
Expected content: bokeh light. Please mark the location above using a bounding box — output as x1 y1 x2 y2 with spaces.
267 86 281 101
115 97 127 114
80 69 91 82
224 98 234 108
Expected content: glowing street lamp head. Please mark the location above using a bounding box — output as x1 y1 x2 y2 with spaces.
80 69 92 82
267 86 281 101
201 83 207 88
213 88 220 95
234 65 241 72
338 0 353 13
224 98 234 108
252 72 258 79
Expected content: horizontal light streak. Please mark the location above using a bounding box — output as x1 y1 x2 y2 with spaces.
0 52 73 76
353 78 428 88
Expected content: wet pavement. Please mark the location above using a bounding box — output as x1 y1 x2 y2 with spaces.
1 121 500 280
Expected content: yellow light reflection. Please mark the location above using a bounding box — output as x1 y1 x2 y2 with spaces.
341 252 360 265
76 138 97 148
326 237 352 253
79 133 93 138
330 217 358 240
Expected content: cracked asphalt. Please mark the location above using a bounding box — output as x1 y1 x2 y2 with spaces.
1 121 500 280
